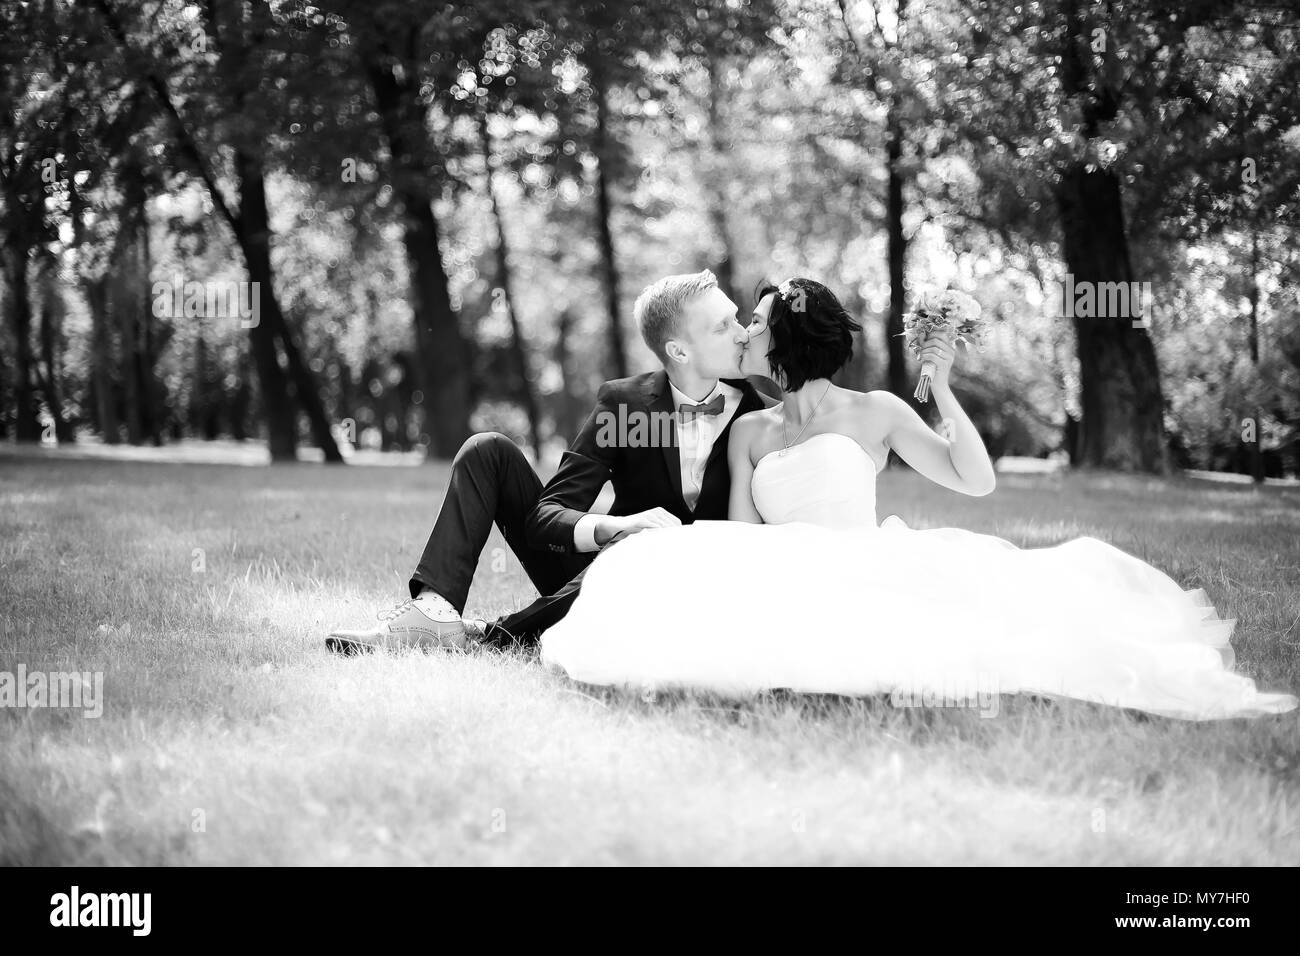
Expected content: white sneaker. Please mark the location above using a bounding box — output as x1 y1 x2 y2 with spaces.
327 591 467 653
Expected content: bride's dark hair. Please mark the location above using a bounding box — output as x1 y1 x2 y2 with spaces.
752 278 862 391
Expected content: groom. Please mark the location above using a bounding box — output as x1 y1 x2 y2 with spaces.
327 269 774 653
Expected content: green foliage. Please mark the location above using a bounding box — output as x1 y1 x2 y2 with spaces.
1 0 1297 473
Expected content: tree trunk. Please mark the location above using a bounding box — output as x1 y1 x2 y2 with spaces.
0 347 8 440
835 287 873 391
112 163 153 446
402 173 473 459
109 176 143 445
0 96 43 442
273 301 345 461
192 326 209 437
132 170 163 446
37 266 73 442
87 276 120 443
1055 165 1168 472
2 245 41 441
70 168 117 441
232 149 344 462
591 65 629 379
231 151 297 461
366 58 473 461
703 58 738 306
552 308 583 447
119 265 142 445
1054 0 1167 473
98 0 340 461
885 111 909 400
1247 229 1263 483
231 344 252 442
480 114 543 459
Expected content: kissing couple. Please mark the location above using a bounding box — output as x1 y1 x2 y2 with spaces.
329 270 1296 721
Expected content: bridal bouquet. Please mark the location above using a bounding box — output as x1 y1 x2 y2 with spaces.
902 289 986 402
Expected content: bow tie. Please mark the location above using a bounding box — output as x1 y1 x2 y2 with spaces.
678 394 725 421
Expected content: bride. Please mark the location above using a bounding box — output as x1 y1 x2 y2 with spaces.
540 278 1297 720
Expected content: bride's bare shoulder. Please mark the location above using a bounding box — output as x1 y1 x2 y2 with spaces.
845 390 910 448
857 388 904 404
731 406 780 451
733 405 780 435
856 389 910 416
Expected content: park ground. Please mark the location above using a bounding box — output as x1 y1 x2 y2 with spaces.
1 445 1298 864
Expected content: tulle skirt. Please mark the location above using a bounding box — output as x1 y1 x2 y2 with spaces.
539 519 1298 720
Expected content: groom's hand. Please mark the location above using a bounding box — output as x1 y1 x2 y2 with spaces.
593 507 681 547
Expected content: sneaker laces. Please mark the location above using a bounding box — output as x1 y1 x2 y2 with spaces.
377 599 418 622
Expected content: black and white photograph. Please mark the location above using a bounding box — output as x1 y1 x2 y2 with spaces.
1 0 1299 895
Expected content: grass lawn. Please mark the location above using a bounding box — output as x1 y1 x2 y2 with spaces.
2 448 1298 865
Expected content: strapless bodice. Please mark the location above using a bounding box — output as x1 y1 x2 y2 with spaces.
751 432 880 528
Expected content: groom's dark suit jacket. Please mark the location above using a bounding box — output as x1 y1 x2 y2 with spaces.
525 370 772 555
487 370 770 642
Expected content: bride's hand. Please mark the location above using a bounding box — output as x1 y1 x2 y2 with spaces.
918 334 956 389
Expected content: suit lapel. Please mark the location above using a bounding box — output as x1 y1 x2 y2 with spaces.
702 378 763 475
645 370 685 506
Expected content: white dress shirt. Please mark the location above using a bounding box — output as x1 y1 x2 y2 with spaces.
573 380 742 552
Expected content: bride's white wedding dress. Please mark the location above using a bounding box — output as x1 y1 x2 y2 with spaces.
540 432 1298 720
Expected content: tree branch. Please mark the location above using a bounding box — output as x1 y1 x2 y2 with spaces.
92 0 241 238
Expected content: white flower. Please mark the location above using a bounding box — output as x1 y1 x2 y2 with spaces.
938 289 982 319
912 289 939 315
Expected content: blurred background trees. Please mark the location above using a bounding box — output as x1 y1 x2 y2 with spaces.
1 0 1297 477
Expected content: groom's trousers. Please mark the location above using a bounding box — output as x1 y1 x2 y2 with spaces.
410 432 594 646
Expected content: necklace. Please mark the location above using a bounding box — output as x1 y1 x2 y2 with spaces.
779 381 833 455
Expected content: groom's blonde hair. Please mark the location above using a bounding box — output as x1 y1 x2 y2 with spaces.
634 269 718 363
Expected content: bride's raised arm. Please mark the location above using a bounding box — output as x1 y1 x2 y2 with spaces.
874 335 996 497
727 414 765 523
